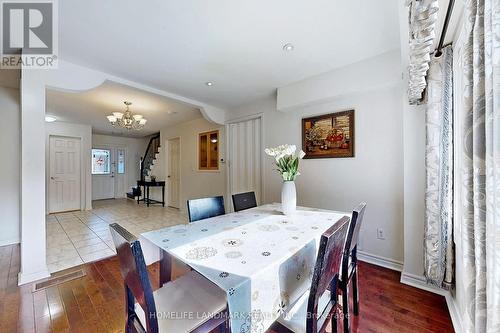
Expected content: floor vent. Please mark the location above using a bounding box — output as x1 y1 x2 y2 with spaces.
33 269 86 292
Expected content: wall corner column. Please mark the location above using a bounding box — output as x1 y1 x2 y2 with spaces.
18 68 50 285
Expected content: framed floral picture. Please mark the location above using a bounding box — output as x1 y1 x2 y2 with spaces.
302 110 355 158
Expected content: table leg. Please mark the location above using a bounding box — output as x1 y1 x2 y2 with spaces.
159 249 172 287
162 185 165 207
147 186 150 207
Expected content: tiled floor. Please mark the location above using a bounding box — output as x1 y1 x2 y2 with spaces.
46 199 187 273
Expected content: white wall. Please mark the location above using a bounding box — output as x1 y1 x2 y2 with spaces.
19 69 50 284
45 122 92 211
229 85 405 264
159 117 226 212
92 134 149 196
0 87 20 246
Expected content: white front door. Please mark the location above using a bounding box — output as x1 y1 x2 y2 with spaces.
167 138 180 208
92 147 128 200
92 148 115 200
49 136 81 213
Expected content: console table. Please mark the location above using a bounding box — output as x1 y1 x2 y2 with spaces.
137 180 165 207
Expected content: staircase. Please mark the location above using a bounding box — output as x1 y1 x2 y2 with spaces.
141 134 161 181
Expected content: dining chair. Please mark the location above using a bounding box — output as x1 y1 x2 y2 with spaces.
272 216 351 333
232 191 257 212
109 223 229 333
338 202 367 333
187 196 225 222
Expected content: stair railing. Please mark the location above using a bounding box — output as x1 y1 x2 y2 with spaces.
140 133 161 181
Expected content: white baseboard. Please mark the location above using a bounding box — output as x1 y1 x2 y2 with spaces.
400 271 448 295
445 292 464 333
400 272 463 333
18 268 50 286
0 238 20 247
357 250 404 272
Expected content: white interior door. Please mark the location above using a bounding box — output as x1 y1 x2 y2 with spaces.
92 148 115 200
167 138 180 208
227 116 262 210
49 136 81 213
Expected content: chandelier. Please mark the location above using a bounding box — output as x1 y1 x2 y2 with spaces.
107 101 147 130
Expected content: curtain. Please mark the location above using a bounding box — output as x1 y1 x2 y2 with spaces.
461 0 500 332
424 45 454 288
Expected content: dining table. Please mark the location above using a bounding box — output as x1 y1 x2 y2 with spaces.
140 203 348 333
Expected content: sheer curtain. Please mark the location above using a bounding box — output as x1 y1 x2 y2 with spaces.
424 45 454 288
460 0 500 332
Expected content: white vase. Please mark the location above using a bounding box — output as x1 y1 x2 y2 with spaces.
281 181 297 216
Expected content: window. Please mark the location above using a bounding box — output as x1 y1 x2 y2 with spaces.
117 149 125 174
199 130 219 170
92 149 110 174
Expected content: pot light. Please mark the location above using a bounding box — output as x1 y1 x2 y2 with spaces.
205 81 214 86
283 43 294 52
45 116 57 122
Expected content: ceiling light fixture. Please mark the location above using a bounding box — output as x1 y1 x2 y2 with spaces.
283 43 294 52
107 101 147 130
45 116 57 122
205 81 214 86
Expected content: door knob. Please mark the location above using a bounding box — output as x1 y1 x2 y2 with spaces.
167 175 171 178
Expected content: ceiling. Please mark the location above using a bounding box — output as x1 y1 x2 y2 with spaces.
59 0 401 108
46 81 202 138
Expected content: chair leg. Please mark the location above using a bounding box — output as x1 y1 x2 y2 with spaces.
219 310 230 333
342 284 350 333
352 266 359 316
330 278 338 333
331 308 338 333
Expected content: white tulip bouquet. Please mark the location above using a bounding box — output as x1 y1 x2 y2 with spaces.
265 144 306 181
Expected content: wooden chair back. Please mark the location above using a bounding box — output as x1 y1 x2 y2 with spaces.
232 191 257 212
187 196 225 222
306 216 351 332
110 223 157 333
341 203 367 278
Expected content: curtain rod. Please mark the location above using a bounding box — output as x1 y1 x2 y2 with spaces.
434 0 455 57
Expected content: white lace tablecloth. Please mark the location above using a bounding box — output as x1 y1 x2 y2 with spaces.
141 204 348 333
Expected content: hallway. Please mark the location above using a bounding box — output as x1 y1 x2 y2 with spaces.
46 199 187 273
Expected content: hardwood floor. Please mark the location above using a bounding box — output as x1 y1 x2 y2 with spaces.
0 244 454 333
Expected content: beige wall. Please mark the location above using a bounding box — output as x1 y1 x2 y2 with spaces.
159 117 226 212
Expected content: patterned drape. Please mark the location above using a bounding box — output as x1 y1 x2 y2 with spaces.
424 45 454 288
461 0 500 332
